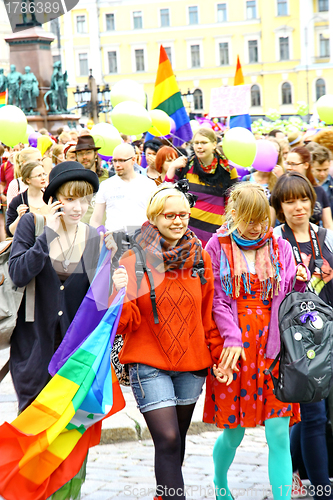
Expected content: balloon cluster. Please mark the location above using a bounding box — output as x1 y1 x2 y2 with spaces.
265 109 281 122
296 101 309 117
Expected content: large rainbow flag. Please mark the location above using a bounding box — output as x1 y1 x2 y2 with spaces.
150 45 192 147
230 55 252 131
0 247 125 500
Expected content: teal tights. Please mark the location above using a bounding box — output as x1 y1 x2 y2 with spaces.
213 417 292 500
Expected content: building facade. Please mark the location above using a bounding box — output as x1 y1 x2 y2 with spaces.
1 0 332 119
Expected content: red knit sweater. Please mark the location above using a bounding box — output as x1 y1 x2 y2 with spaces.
116 249 216 371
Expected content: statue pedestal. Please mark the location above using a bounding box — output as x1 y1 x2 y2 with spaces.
5 26 79 133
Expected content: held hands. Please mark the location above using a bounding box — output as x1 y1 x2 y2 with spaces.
295 265 308 282
219 346 246 371
213 364 234 386
113 266 128 291
16 204 29 218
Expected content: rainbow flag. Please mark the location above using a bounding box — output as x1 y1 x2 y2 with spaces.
0 91 6 107
151 45 192 147
0 248 125 500
230 56 252 131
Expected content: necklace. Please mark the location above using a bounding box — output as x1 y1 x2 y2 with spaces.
57 226 78 272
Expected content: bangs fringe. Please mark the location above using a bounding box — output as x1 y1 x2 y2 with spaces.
58 180 94 198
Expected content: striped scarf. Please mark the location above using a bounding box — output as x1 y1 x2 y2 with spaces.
136 221 202 272
217 223 281 300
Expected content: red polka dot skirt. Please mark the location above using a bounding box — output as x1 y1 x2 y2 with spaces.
203 276 300 429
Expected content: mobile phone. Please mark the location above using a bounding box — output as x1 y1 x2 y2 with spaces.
52 196 64 213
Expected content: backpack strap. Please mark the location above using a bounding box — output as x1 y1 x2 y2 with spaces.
132 243 159 325
25 214 45 322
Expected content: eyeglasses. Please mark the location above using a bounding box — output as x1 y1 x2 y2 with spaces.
247 219 268 227
160 212 191 220
193 141 211 146
113 157 133 164
30 172 47 179
285 162 303 167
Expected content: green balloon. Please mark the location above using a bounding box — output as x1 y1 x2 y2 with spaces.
0 105 27 147
90 123 122 156
316 95 333 124
111 101 152 135
222 127 257 168
110 79 146 108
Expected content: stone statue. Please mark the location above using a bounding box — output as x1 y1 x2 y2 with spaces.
20 66 39 113
7 64 21 106
49 61 68 113
0 69 7 94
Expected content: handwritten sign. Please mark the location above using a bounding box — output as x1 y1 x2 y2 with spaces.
209 85 251 117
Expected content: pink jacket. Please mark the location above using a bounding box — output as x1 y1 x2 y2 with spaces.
206 233 309 360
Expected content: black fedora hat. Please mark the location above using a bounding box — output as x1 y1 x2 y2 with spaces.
43 161 99 204
74 135 100 152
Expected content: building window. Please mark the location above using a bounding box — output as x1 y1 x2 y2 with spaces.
79 53 88 76
219 42 229 65
108 51 117 73
248 40 258 63
246 1 257 19
135 49 145 71
106 13 115 31
251 85 261 106
160 8 170 27
163 47 172 64
279 37 290 60
277 0 288 16
189 6 199 25
282 82 292 104
319 34 330 57
316 78 326 100
191 45 201 67
193 89 203 110
76 15 86 34
133 11 143 29
318 0 329 12
217 3 227 22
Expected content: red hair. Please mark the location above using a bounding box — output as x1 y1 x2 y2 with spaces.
155 146 178 174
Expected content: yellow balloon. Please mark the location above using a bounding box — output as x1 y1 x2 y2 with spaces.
148 109 171 137
87 119 94 130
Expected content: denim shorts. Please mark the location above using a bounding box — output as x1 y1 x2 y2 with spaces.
129 363 206 413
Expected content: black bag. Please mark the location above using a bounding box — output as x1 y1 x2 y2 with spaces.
267 275 333 404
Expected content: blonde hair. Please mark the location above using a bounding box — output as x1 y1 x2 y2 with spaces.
52 144 64 165
225 182 271 233
56 180 94 199
193 128 217 144
13 147 42 179
147 183 190 221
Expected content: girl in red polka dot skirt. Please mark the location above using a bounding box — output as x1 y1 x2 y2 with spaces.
203 183 309 500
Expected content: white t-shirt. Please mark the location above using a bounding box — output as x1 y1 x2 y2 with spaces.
95 173 156 232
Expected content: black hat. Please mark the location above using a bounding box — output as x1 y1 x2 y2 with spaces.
43 161 99 204
74 135 100 152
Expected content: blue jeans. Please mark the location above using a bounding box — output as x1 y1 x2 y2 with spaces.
290 399 332 500
129 363 206 413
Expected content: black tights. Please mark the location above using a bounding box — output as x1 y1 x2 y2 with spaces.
143 403 196 500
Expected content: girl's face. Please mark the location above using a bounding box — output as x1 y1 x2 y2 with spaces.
152 196 190 246
162 156 177 174
285 152 308 176
58 193 92 226
27 166 47 189
236 219 268 240
193 133 216 162
281 197 312 227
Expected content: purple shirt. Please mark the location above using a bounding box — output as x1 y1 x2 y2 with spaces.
206 233 309 359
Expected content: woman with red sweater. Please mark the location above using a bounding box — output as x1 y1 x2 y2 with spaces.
113 181 215 500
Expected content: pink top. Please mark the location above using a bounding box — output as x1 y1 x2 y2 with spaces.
6 178 28 207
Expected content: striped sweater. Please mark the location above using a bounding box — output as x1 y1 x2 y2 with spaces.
166 155 238 247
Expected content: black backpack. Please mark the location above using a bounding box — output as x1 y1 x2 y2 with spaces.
267 276 333 404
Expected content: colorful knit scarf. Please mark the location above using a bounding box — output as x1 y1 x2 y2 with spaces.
181 151 235 193
217 223 281 300
135 221 202 273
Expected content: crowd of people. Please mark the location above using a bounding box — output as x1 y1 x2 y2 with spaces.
1 122 333 500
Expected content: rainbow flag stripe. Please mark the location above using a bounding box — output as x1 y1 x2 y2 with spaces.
151 45 192 147
0 91 6 107
230 56 251 132
0 253 125 500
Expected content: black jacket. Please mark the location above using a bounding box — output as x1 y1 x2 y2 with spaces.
9 213 100 411
6 190 29 237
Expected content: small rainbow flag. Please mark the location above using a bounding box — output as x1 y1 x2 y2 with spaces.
0 248 125 500
0 91 6 107
230 55 252 131
151 45 193 147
